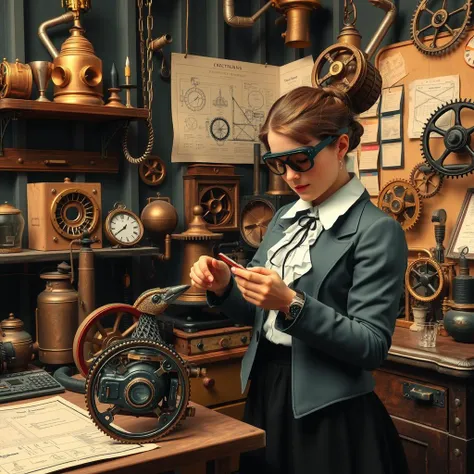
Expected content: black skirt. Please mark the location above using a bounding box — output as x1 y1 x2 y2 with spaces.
240 337 409 474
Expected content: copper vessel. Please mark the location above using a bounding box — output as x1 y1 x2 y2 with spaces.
0 202 25 254
36 262 78 365
141 195 179 239
38 0 103 105
223 0 320 48
267 172 294 196
171 206 223 304
0 58 32 99
0 313 34 372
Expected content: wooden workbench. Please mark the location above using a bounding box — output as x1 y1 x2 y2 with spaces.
6 390 265 474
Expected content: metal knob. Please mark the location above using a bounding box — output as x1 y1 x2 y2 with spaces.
219 337 230 348
202 377 215 389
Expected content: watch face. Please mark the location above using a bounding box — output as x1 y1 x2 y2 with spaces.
465 36 474 68
109 212 142 245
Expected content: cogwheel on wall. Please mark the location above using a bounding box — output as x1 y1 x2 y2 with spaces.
377 179 422 231
411 0 472 56
421 98 474 178
409 162 444 198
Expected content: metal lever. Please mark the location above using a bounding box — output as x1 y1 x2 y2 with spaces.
402 382 445 407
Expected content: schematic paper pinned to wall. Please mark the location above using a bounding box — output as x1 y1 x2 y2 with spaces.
170 53 314 164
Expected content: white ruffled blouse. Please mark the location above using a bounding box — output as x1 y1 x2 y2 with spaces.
263 175 366 346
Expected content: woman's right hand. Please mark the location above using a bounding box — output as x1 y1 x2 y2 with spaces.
190 255 231 296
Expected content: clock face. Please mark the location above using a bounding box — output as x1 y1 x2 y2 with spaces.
109 212 142 246
464 36 474 68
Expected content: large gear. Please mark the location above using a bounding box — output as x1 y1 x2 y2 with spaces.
409 161 444 198
377 179 423 231
405 257 444 302
85 338 191 443
411 0 472 56
421 99 474 178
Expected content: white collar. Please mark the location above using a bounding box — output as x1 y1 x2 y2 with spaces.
281 175 365 230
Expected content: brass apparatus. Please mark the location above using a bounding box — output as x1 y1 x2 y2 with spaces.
223 0 320 48
36 262 78 365
311 0 397 114
0 58 32 99
38 0 104 105
0 313 33 372
171 206 223 304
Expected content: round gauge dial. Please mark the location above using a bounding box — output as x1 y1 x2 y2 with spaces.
184 87 206 112
240 198 275 248
105 204 144 247
465 35 474 68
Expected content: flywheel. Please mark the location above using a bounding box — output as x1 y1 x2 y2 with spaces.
421 99 474 178
85 339 192 443
199 185 234 226
411 0 472 56
409 162 443 198
378 179 422 231
405 257 444 302
311 42 382 114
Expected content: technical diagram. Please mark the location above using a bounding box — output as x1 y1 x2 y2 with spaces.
182 77 206 112
210 117 231 141
231 86 266 142
213 89 228 108
184 116 198 131
248 90 264 110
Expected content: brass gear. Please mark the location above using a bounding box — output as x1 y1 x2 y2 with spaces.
85 339 191 443
405 257 444 302
139 156 167 186
377 179 422 231
311 42 382 114
409 162 443 198
411 0 472 56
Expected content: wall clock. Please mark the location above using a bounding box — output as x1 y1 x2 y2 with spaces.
104 203 144 247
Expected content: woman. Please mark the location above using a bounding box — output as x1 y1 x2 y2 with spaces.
190 86 409 474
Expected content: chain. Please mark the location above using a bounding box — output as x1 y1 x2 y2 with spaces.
122 0 154 165
343 0 357 26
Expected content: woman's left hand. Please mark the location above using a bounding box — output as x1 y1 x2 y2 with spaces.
231 266 296 312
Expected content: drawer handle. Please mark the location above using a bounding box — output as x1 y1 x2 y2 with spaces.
402 382 445 408
44 159 68 166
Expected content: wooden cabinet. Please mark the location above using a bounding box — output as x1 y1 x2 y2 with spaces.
375 327 474 474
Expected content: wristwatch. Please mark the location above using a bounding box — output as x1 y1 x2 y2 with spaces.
285 290 305 321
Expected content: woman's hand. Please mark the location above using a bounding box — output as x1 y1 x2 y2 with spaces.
231 266 296 312
190 255 231 296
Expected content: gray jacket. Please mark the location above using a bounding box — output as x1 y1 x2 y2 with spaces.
208 190 407 419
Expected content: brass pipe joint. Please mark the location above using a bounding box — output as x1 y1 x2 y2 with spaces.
150 34 173 52
156 234 172 262
365 0 397 60
38 12 75 59
223 0 273 27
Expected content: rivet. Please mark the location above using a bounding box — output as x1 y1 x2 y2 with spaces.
455 417 461 426
454 448 461 457
455 398 462 407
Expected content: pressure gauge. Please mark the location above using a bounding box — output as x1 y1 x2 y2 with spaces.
104 203 144 247
464 35 474 68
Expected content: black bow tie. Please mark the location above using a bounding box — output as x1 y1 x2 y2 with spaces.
269 211 319 280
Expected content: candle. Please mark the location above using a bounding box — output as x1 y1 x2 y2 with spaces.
110 62 118 89
125 56 131 79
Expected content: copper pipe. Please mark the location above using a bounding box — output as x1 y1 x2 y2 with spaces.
365 0 397 61
150 34 173 52
78 246 95 325
156 234 172 261
223 0 272 27
408 247 433 259
38 12 75 59
253 144 261 196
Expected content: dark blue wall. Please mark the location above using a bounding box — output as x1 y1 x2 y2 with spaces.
0 0 418 335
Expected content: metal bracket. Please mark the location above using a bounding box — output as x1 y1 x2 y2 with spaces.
0 115 13 157
402 382 445 408
101 120 127 159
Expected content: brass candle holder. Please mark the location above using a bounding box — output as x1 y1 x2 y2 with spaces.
105 87 125 107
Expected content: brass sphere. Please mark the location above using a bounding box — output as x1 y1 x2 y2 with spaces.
140 199 178 236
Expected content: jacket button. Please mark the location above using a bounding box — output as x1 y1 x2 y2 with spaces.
256 330 260 342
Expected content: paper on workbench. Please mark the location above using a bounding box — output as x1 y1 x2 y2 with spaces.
0 396 158 474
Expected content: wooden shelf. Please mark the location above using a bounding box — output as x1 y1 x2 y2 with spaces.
0 99 148 122
0 246 162 264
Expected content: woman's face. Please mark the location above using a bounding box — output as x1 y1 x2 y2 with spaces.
267 129 349 205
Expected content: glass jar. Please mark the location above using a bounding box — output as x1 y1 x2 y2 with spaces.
0 202 25 253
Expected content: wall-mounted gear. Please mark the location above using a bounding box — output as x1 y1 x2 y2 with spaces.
411 0 472 56
378 179 422 231
405 257 444 303
409 161 444 198
139 156 167 186
209 117 230 141
421 99 474 178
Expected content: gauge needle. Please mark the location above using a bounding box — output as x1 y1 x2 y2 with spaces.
115 224 127 235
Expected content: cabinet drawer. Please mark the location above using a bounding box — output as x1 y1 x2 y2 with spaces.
374 370 448 431
190 358 247 407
